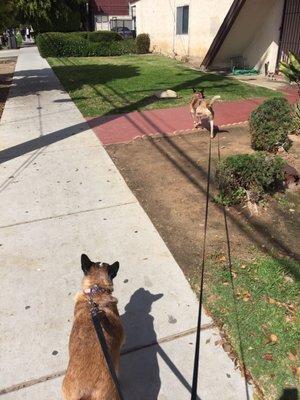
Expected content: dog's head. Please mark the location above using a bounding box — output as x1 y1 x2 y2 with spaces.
81 254 119 289
192 87 205 98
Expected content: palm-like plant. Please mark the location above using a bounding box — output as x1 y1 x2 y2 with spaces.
279 52 300 133
279 52 300 97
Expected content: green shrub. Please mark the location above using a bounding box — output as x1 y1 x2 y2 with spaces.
36 32 136 58
136 33 150 54
279 51 300 97
87 31 122 43
215 153 286 205
250 97 294 152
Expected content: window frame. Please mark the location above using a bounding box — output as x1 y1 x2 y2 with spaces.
176 5 189 35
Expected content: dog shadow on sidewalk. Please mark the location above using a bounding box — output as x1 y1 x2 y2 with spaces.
120 288 201 400
120 288 163 400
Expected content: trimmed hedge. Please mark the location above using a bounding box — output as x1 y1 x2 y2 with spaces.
73 31 122 42
87 31 123 43
136 33 150 54
250 97 294 152
215 152 286 205
36 32 136 58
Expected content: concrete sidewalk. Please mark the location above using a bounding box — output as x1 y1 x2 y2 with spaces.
0 47 252 399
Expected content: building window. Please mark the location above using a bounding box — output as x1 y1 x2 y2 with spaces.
176 6 189 35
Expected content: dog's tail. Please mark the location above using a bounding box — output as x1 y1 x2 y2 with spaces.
208 95 221 106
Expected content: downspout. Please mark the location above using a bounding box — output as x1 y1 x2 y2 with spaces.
275 0 287 69
187 0 191 58
172 0 176 55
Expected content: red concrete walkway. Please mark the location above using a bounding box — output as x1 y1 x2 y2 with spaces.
87 86 298 145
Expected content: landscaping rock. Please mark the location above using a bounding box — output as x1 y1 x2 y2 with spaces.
284 164 299 187
155 89 178 99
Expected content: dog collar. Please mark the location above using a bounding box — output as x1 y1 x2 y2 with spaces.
84 285 113 296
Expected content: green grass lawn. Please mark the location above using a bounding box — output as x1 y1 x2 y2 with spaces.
48 55 281 117
204 252 300 399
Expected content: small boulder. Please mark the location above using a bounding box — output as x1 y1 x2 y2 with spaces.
155 89 178 99
284 164 299 187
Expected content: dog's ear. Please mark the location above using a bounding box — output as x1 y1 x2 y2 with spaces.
192 87 197 93
109 261 119 280
81 254 93 275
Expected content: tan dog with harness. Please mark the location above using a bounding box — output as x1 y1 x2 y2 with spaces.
190 88 221 138
62 254 124 400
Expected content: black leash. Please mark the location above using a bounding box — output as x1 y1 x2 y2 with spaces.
90 305 125 400
217 135 251 400
191 136 212 400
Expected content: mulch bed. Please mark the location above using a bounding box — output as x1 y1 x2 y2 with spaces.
0 57 17 119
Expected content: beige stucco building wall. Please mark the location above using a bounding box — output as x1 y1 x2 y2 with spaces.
133 0 284 71
211 0 284 72
133 0 233 63
244 0 284 72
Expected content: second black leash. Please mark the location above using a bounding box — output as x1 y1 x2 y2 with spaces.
217 135 251 400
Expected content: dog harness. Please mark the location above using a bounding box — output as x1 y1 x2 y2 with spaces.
84 285 113 296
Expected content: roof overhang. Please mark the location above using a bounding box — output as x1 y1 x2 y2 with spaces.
201 0 246 68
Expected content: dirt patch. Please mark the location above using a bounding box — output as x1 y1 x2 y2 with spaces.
0 57 17 119
106 125 300 281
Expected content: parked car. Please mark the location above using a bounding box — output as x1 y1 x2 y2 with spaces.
111 26 135 39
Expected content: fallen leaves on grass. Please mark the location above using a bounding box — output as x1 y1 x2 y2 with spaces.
265 296 296 314
291 366 300 381
263 353 273 361
288 352 297 362
237 290 252 302
285 314 296 323
266 334 278 344
284 275 294 283
218 255 227 262
242 292 251 302
266 296 277 305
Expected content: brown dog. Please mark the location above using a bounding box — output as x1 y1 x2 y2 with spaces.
190 88 220 138
62 254 124 400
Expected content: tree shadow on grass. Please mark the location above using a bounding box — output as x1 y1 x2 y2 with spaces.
7 64 141 99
